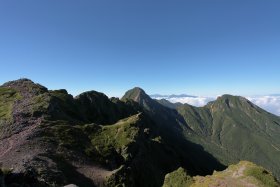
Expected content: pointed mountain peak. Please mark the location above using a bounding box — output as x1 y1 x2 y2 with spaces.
121 87 150 102
130 87 146 94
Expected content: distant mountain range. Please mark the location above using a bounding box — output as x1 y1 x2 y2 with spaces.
150 94 197 99
151 93 280 117
0 79 279 187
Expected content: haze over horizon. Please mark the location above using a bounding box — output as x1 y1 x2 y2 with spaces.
0 0 279 113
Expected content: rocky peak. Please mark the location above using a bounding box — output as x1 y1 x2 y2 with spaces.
122 87 150 103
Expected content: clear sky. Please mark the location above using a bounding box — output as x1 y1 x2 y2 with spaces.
0 0 279 97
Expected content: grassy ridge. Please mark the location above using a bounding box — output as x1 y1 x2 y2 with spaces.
163 167 194 187
0 87 21 120
163 161 280 187
245 162 279 187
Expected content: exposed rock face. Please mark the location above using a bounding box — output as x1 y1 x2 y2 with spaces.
0 80 184 186
0 79 280 186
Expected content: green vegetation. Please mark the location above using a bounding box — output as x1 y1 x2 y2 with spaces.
245 162 279 187
30 93 51 115
1 80 280 186
41 114 142 167
43 113 175 186
0 87 21 120
177 95 280 179
52 118 134 151
163 167 194 187
91 114 140 151
189 161 280 187
86 114 141 165
0 167 13 175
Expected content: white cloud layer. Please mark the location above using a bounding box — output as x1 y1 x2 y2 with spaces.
152 96 216 107
246 96 280 116
155 95 280 116
168 96 215 107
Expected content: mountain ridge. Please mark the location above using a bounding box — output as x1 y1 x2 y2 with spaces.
121 85 280 181
0 79 280 186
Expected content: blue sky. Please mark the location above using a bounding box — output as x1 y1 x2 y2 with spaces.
0 0 280 97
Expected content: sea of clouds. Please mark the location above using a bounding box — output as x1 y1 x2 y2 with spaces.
167 96 215 107
152 95 280 116
246 96 280 116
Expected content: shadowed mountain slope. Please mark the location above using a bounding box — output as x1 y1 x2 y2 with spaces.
123 87 280 181
0 80 223 186
156 99 183 109
0 79 279 186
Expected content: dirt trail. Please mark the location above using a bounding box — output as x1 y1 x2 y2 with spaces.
0 122 39 160
0 80 44 159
